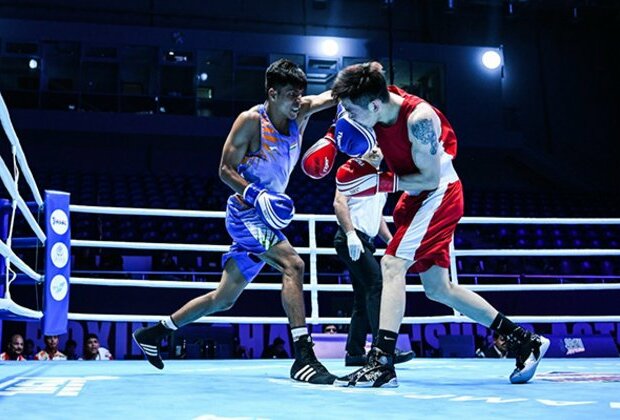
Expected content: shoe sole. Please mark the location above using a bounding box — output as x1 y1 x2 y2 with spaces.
333 379 352 387
332 377 399 388
509 336 550 384
291 377 337 385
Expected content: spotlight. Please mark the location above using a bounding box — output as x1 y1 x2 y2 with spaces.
321 39 339 57
199 72 208 82
482 50 501 70
29 59 38 69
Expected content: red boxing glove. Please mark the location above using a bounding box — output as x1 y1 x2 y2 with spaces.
301 131 337 179
336 158 398 197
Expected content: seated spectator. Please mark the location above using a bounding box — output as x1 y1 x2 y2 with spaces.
476 332 512 359
261 337 289 359
34 335 67 360
323 324 338 334
23 338 36 360
64 339 79 360
152 251 180 280
99 250 124 272
81 333 113 360
232 336 248 359
1 334 26 361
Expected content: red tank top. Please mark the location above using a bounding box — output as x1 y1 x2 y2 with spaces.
374 86 457 176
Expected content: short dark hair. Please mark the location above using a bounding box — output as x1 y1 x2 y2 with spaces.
265 58 307 94
331 62 389 106
85 333 99 341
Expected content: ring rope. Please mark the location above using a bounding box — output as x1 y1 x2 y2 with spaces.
0 157 46 242
64 313 620 324
67 207 620 326
0 92 43 205
0 298 42 319
0 241 44 282
71 239 620 258
69 204 620 225
3 151 21 297
69 277 620 292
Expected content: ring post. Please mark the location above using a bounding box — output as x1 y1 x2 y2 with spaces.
43 190 71 335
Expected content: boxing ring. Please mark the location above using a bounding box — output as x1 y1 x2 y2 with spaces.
2 91 620 418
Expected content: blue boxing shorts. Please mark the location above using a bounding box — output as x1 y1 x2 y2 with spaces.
221 195 286 281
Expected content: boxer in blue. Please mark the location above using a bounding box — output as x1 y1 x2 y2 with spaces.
134 59 337 384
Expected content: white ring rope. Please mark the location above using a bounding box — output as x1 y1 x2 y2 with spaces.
0 240 44 283
459 217 620 225
71 239 620 258
0 92 44 206
0 157 46 242
65 205 620 325
65 313 620 324
0 298 43 319
69 204 620 225
70 277 620 292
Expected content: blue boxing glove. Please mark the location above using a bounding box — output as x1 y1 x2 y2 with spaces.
335 113 377 158
243 183 295 230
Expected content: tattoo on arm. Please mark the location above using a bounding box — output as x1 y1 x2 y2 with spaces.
410 119 438 155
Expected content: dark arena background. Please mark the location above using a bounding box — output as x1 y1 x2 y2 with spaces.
0 1 619 418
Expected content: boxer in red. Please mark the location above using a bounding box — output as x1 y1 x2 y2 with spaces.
331 62 549 387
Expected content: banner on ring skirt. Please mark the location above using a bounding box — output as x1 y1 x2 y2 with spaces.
43 190 71 336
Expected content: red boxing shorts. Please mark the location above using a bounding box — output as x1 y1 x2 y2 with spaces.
386 180 463 273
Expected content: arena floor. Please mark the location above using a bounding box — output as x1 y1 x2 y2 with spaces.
1 358 619 419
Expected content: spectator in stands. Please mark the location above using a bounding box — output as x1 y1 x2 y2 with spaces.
34 335 67 360
232 336 248 359
73 248 98 272
261 337 289 359
476 332 511 358
22 338 36 360
323 324 338 334
1 333 26 361
152 251 180 280
81 333 113 360
64 339 79 360
99 250 124 273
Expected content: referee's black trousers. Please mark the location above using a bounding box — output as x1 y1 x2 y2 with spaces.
334 227 383 356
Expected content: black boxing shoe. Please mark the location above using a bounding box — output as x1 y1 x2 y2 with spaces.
290 335 337 385
132 322 171 370
334 347 398 388
509 334 550 384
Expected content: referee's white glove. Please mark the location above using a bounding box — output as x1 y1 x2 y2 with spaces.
346 230 364 261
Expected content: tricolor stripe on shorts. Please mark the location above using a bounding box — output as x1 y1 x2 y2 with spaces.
387 180 463 271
